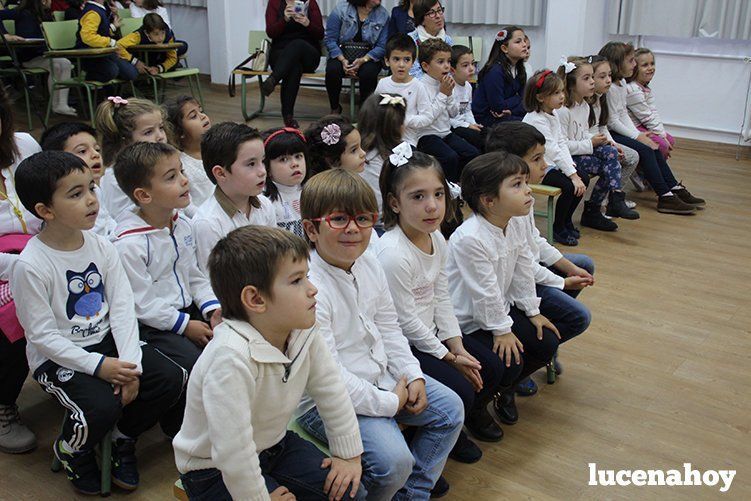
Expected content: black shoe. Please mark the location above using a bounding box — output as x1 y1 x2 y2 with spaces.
564 220 580 239
493 390 518 425
330 105 343 115
515 376 538 396
656 194 696 215
283 115 299 129
465 405 503 442
449 430 483 463
553 229 578 246
111 438 139 491
54 439 101 496
672 184 705 207
261 75 277 97
606 191 640 220
430 475 450 498
553 353 563 375
581 201 618 231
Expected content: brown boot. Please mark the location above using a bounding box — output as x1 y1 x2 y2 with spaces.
656 194 696 215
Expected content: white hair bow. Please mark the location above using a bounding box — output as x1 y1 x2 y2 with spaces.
320 123 341 146
560 56 576 74
495 30 508 42
379 94 406 107
447 181 462 200
389 142 413 167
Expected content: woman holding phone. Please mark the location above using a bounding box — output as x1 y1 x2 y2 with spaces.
264 0 325 127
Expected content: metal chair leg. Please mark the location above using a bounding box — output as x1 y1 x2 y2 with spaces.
546 195 555 243
194 74 204 107
99 430 112 497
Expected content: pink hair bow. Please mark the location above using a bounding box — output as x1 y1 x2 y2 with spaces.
320 123 341 146
107 96 128 106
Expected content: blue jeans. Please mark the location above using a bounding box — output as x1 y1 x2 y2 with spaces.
81 53 138 82
297 375 463 501
180 430 366 500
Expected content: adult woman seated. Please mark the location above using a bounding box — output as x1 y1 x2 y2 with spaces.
407 0 452 78
324 0 389 115
264 0 324 127
388 0 414 36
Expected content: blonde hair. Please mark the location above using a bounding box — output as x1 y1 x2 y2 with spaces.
95 98 168 165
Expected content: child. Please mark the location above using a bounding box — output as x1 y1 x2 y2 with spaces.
165 95 214 208
599 42 703 214
485 122 594 396
64 0 84 20
556 56 639 231
522 34 532 78
522 70 587 246
626 48 675 159
447 152 589 404
117 13 178 75
357 91 407 225
375 146 519 465
96 97 170 220
449 45 484 152
12 151 184 494
112 142 220 436
304 115 366 177
415 38 479 183
129 0 170 28
297 169 463 500
40 122 116 237
174 226 365 501
76 0 138 82
0 0 76 115
473 27 528 126
262 126 309 237
192 122 276 273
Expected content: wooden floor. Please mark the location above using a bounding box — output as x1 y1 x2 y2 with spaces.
2 77 750 500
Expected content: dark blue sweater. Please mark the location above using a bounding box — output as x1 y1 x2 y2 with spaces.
388 6 414 37
0 8 47 62
472 64 527 127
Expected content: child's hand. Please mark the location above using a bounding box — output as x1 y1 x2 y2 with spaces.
135 61 148 74
115 378 140 406
270 486 296 500
209 308 223 329
591 133 608 147
468 124 483 131
184 320 213 348
564 276 591 291
392 376 408 410
569 173 586 197
567 265 594 285
3 34 25 42
146 66 159 75
98 357 140 385
636 133 659 150
492 333 523 367
112 14 121 28
283 4 296 20
405 378 427 415
321 456 362 501
439 74 455 96
529 314 560 341
447 351 483 391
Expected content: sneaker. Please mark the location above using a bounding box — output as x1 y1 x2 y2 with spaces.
261 75 277 97
52 105 78 117
111 438 139 491
54 439 101 495
492 390 518 425
606 191 640 220
0 404 36 454
515 377 538 397
283 115 299 129
581 201 618 231
448 430 483 464
656 194 696 215
672 184 705 207
430 475 450 498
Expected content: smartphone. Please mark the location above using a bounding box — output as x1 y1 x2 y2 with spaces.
294 0 305 14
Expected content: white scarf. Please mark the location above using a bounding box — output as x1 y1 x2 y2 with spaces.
416 24 447 43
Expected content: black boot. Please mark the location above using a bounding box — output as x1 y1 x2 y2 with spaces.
261 75 277 96
580 201 618 231
448 430 483 463
493 388 518 425
606 191 640 219
465 399 503 442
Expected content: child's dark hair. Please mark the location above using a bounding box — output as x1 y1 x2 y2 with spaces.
113 141 179 204
485 122 545 157
478 26 526 84
262 127 310 202
385 33 417 60
412 0 441 26
358 92 406 164
94 97 166 165
142 0 164 10
598 41 634 81
380 149 455 230
164 94 200 149
523 69 564 112
587 55 611 127
15 151 88 218
557 56 591 107
208 225 309 322
40 122 97 152
304 115 356 176
142 12 168 33
18 0 53 23
0 86 20 170
460 151 530 216
201 122 262 184
450 45 472 68
418 38 451 67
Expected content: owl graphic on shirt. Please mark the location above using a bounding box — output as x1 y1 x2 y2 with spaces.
65 262 105 320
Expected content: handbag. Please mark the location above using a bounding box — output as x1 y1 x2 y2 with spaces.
228 38 269 97
339 41 371 62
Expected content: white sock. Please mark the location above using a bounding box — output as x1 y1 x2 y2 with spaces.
671 184 683 190
662 192 674 197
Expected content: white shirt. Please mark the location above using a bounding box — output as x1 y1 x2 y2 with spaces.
606 79 641 139
99 167 135 221
12 231 142 374
299 251 423 418
557 100 595 156
449 80 477 129
446 214 541 336
112 210 219 334
361 150 383 217
588 96 615 143
129 4 171 27
270 182 303 238
517 201 564 289
375 227 461 359
374 77 448 146
91 185 117 238
417 74 460 139
192 188 276 273
173 319 363 501
626 81 666 136
180 152 214 213
522 110 577 176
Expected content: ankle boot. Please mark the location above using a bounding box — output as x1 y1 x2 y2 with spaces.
581 201 618 231
465 399 503 442
261 75 277 96
493 388 518 425
606 191 640 219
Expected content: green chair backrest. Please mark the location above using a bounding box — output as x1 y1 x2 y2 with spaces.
42 20 78 50
469 36 483 64
52 10 65 22
452 35 469 48
117 8 132 19
2 19 13 35
120 17 142 36
248 30 267 54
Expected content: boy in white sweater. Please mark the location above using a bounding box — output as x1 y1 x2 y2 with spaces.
174 226 364 501
12 151 184 495
449 45 485 152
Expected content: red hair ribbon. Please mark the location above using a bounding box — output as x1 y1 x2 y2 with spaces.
263 127 306 148
535 70 553 89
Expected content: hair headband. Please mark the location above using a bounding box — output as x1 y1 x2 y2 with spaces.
263 127 306 148
389 142 413 167
320 123 342 146
535 70 553 89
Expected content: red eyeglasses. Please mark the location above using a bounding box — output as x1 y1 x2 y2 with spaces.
312 212 378 229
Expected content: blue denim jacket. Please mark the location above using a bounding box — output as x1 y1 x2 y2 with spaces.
324 0 390 61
